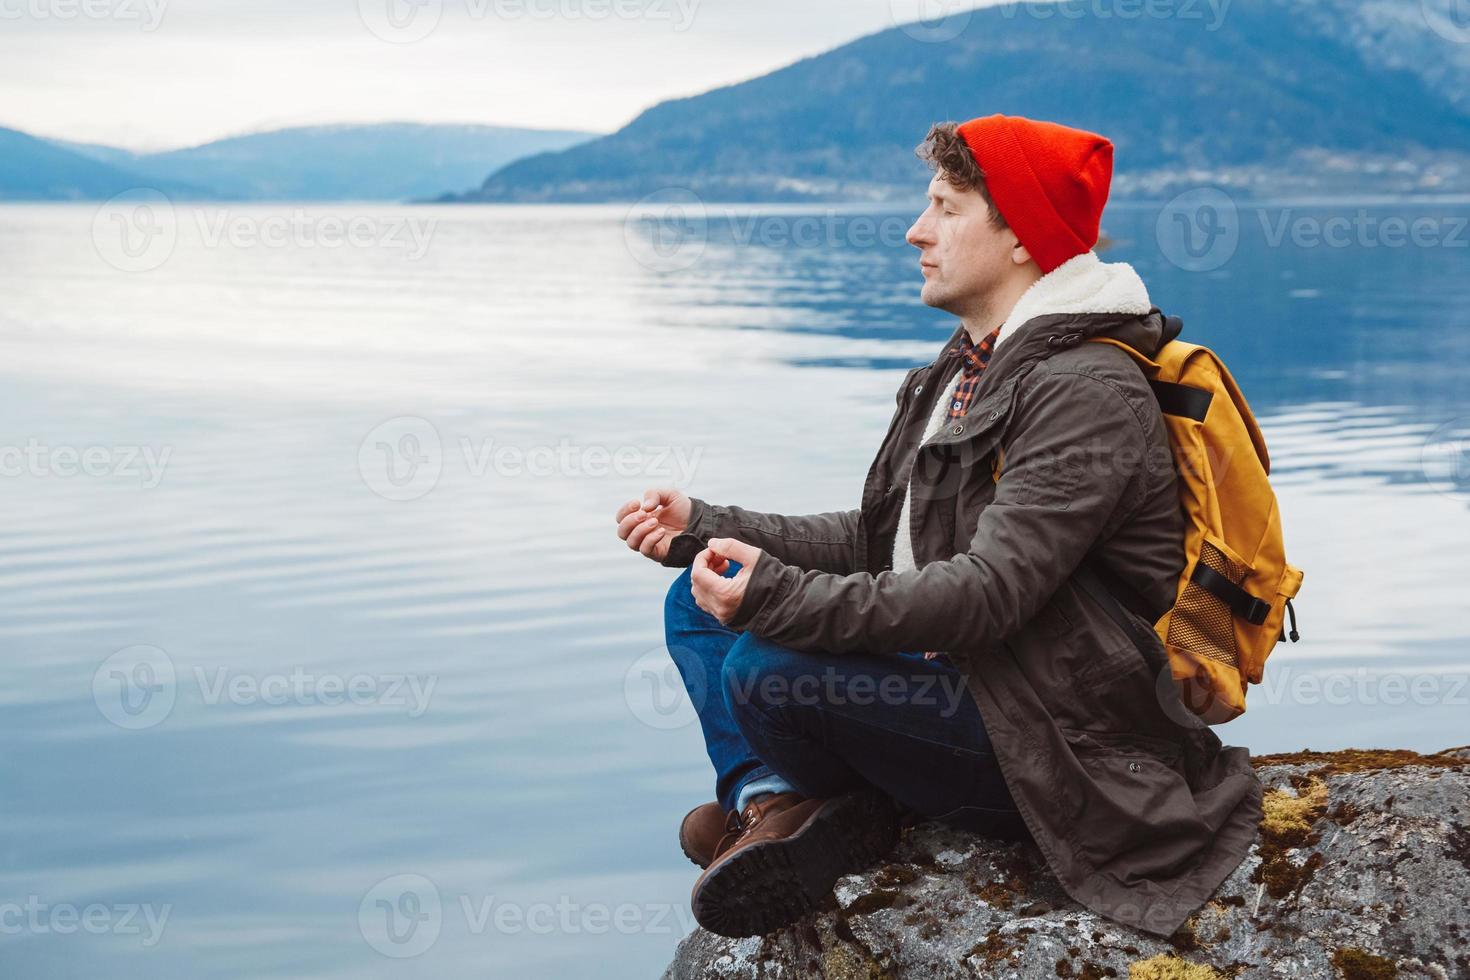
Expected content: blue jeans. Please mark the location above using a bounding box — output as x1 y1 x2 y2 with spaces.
663 562 1028 840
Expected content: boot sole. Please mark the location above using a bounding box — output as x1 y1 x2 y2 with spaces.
691 789 899 938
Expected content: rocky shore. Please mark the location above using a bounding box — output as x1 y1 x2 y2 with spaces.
663 747 1470 980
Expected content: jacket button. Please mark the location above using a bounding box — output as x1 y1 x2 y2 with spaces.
915 384 924 394
951 424 964 435
988 410 1000 421
1128 761 1142 773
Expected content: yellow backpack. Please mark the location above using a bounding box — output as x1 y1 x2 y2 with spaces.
1086 320 1304 725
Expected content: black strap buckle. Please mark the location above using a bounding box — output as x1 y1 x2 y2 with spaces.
1191 564 1270 626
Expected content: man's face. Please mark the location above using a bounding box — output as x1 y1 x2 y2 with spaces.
905 173 1019 317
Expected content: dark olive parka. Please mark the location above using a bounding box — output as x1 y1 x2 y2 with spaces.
662 309 1264 937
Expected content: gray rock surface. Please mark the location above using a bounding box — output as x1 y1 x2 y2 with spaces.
663 747 1470 980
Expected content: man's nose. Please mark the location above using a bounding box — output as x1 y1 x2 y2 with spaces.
905 218 928 248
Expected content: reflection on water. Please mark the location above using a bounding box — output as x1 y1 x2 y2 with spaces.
0 201 1466 978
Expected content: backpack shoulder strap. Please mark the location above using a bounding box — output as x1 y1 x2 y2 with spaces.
1087 335 1214 423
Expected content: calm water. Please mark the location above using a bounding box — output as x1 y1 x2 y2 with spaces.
1 199 1467 978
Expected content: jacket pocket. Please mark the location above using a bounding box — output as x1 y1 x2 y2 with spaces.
1060 726 1209 885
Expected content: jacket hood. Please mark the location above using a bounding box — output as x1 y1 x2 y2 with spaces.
994 250 1153 352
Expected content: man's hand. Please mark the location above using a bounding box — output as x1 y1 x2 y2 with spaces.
690 537 764 625
614 488 692 563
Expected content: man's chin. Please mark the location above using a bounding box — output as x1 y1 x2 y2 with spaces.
919 282 955 312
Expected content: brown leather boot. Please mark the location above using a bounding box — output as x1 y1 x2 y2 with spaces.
690 788 900 938
678 801 732 869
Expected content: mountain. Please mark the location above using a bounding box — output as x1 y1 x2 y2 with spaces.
454 0 1470 203
123 123 595 201
0 128 212 201
42 137 144 169
3 122 595 201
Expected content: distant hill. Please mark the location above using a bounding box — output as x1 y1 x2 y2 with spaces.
3 122 596 201
452 0 1470 202
0 128 211 201
123 123 596 201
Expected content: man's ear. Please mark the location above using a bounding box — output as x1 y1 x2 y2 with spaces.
1010 239 1032 266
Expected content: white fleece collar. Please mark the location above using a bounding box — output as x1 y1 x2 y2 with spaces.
992 250 1151 352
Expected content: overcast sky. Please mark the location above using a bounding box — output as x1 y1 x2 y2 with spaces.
0 0 995 151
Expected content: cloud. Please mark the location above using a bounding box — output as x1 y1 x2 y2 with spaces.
2 0 985 147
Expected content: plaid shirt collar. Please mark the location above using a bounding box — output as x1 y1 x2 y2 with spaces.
941 325 1002 421
948 326 1001 371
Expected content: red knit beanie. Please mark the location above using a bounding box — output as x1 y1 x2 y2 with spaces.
955 114 1113 274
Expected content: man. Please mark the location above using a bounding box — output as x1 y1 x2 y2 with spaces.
614 114 1263 940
